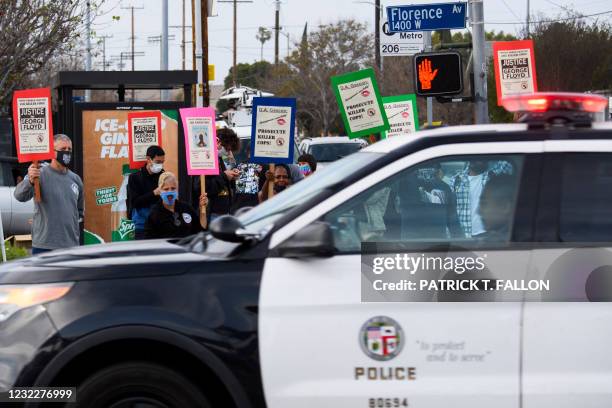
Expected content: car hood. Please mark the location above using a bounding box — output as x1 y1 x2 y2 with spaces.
0 239 217 285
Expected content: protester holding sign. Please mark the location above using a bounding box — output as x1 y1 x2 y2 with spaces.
259 163 292 202
144 172 206 239
204 128 240 221
14 134 84 254
127 145 165 240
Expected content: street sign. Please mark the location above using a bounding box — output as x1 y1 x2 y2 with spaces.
386 2 467 33
380 17 424 56
492 40 538 106
413 52 463 97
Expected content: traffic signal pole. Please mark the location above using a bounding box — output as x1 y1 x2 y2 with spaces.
424 32 433 126
470 0 489 124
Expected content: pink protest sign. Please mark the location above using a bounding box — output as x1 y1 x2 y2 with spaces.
179 107 219 176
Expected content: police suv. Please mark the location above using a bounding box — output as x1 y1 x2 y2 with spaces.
1 93 612 408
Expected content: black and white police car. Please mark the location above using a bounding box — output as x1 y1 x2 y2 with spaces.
1 93 612 408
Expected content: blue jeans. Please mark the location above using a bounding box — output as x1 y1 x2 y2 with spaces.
32 247 52 255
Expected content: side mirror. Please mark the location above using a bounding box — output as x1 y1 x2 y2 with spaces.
277 221 336 258
209 215 245 243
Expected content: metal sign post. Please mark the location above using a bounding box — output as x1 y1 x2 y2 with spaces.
424 31 433 126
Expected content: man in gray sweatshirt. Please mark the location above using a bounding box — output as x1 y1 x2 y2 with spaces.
14 134 84 255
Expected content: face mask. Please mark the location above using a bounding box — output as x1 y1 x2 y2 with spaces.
150 163 163 174
56 150 72 167
160 191 178 205
274 184 287 194
299 163 312 176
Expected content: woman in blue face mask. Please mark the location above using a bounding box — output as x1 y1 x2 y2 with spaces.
144 172 208 239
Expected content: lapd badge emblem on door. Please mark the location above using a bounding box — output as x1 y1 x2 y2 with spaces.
359 316 404 361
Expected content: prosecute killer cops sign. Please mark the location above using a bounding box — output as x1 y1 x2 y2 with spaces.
493 39 538 106
382 94 419 139
12 88 54 163
127 111 163 169
179 107 219 176
332 68 389 139
250 97 296 165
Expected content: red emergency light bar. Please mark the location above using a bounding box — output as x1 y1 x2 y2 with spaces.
501 93 608 113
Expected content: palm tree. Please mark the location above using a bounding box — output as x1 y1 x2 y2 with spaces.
256 27 272 61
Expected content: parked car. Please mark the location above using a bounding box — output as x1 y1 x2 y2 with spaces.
0 157 32 237
299 136 368 170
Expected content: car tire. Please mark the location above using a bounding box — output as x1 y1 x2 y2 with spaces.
75 361 211 408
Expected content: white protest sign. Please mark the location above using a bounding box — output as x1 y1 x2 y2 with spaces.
493 40 538 105
127 111 162 169
251 97 296 164
382 94 419 138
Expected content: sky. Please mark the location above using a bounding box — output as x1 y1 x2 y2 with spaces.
89 0 612 86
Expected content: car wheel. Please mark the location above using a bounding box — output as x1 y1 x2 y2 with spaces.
75 361 211 408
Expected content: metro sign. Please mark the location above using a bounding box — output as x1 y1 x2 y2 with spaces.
413 51 463 97
386 2 467 32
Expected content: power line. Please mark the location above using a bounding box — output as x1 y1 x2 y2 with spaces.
487 9 612 24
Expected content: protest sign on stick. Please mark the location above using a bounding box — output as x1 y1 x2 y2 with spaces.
12 88 55 202
250 97 296 199
493 40 538 106
331 68 389 139
381 94 419 138
179 107 219 228
128 111 163 170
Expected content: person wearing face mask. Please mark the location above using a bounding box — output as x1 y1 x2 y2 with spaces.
127 145 166 240
202 128 240 222
297 153 317 177
144 172 206 239
14 134 84 255
258 163 292 202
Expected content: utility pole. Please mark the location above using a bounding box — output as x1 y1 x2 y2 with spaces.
201 0 210 107
192 0 197 105
274 0 280 65
526 0 530 38
161 0 169 100
194 0 204 106
99 35 113 72
219 0 253 85
85 1 92 101
182 0 186 69
375 0 381 70
470 0 489 124
162 0 169 70
121 3 145 71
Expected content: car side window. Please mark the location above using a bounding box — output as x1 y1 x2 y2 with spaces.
560 153 612 242
322 154 524 253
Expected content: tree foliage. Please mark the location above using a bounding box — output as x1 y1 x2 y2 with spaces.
529 16 612 92
0 0 102 111
272 20 374 136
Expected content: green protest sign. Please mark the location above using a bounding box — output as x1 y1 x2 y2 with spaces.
331 68 389 139
381 94 420 139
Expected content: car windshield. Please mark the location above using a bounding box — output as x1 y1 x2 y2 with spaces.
237 152 382 231
308 143 363 162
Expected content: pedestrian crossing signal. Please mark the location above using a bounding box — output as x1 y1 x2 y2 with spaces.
414 52 463 97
